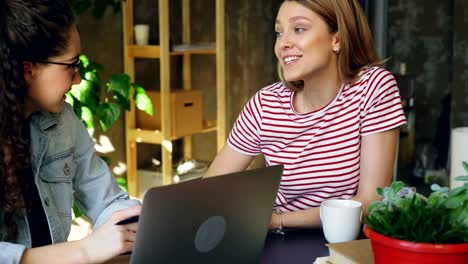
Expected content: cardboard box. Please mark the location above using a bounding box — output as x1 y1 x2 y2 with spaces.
136 90 203 138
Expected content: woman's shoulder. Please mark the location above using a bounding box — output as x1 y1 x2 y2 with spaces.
247 82 291 107
57 103 79 122
260 81 287 91
256 82 290 98
357 66 395 84
31 103 77 129
53 103 87 133
351 66 397 92
59 103 94 145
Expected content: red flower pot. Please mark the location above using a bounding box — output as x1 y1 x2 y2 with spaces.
363 225 468 264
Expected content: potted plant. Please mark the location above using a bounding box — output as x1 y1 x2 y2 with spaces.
364 161 468 264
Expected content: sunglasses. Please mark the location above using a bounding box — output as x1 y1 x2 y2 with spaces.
34 57 81 73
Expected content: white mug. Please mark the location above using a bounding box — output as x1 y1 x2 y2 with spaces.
320 199 362 243
134 24 150 45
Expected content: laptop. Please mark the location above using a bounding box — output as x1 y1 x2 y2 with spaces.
129 165 283 264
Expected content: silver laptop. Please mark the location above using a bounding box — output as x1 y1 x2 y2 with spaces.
130 165 283 264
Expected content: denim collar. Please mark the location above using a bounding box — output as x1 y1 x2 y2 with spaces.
30 111 59 132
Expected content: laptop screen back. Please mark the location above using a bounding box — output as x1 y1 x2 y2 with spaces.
130 165 283 264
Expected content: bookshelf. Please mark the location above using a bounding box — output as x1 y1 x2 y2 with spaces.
122 0 226 197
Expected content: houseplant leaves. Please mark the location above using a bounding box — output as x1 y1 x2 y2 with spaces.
67 55 153 133
366 170 468 243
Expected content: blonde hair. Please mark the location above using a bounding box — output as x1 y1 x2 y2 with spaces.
278 0 381 90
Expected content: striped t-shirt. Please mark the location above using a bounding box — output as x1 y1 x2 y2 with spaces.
227 67 407 212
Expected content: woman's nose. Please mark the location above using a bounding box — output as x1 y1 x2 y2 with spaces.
279 33 293 49
72 72 82 85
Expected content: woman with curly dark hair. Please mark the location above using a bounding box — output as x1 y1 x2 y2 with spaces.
0 0 141 263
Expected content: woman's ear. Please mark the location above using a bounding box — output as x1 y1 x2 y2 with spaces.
332 32 340 53
23 62 34 82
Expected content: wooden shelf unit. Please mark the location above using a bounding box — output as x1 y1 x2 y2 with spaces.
122 0 226 197
126 45 217 58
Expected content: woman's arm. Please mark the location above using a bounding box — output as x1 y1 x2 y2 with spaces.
19 205 141 264
205 145 256 177
64 104 140 228
352 128 398 215
269 128 399 229
20 240 89 264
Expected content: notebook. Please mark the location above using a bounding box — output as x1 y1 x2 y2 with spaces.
130 165 283 264
326 239 373 263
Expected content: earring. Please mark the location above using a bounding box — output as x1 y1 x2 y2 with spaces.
334 47 340 54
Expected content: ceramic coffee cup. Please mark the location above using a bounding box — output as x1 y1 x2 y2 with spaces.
134 24 150 45
320 199 362 243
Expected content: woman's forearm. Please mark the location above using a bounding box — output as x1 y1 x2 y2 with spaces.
270 207 322 229
271 193 379 230
21 240 90 264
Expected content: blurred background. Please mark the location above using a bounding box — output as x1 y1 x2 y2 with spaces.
74 0 468 193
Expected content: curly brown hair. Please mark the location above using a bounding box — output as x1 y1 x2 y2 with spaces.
0 0 74 240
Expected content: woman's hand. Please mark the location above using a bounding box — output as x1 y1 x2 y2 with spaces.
268 212 278 230
79 205 141 263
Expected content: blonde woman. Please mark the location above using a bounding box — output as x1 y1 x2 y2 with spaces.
206 0 406 231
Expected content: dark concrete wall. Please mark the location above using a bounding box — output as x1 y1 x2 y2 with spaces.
386 0 468 168
387 0 453 143
452 0 468 128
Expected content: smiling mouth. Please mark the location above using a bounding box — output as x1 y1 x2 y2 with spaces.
283 55 302 65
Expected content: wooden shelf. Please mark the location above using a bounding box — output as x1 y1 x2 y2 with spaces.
202 121 217 133
128 122 218 144
128 128 163 144
127 45 216 58
127 45 160 58
123 0 226 196
171 49 216 55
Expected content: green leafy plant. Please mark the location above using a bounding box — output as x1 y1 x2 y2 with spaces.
365 161 468 244
66 54 153 135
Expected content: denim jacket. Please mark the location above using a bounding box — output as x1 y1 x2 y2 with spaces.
0 103 140 264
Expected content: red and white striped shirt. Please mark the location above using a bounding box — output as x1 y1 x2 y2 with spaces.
228 67 407 212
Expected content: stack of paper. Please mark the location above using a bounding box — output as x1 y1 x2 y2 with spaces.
313 256 331 264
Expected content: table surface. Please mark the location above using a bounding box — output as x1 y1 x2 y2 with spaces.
260 228 329 264
105 228 330 264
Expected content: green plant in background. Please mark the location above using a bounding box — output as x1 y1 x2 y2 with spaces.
66 1 154 136
66 55 153 135
460 161 468 179
365 161 468 244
